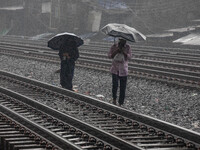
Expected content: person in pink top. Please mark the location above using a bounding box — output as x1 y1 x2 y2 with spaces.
108 38 132 106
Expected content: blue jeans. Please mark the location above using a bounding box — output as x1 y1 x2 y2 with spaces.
112 74 127 105
60 59 75 90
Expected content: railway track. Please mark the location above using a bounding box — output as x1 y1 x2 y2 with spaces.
2 39 200 67
2 35 200 65
1 40 200 89
0 112 62 150
2 41 200 72
0 70 200 150
0 90 118 150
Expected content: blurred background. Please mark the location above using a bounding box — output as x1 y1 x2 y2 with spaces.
0 0 200 42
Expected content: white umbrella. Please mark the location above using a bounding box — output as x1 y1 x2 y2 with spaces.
101 23 146 42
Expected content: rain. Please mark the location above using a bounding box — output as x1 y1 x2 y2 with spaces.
0 0 199 42
1 0 200 135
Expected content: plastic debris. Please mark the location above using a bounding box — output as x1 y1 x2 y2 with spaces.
191 93 198 96
155 98 159 103
85 91 90 95
96 94 104 98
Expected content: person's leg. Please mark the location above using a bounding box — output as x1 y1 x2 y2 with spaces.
112 73 118 104
64 61 73 90
119 76 127 106
70 61 75 80
60 61 68 88
65 74 73 90
60 60 72 90
66 61 75 91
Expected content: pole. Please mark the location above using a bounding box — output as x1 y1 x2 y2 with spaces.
50 0 52 28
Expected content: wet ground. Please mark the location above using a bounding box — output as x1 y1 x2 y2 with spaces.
0 55 200 133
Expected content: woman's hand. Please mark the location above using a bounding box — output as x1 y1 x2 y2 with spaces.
118 48 122 53
111 49 119 58
122 49 127 58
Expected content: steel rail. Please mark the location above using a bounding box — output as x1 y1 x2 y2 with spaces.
2 44 200 70
0 70 200 150
0 112 62 150
2 36 200 55
0 87 138 150
1 41 200 66
1 45 200 83
1 48 200 89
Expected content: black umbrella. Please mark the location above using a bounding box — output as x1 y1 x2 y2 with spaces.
101 23 146 42
48 32 84 50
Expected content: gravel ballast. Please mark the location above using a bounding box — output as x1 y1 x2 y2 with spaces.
0 55 200 133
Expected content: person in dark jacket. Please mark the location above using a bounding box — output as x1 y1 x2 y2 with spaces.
59 40 79 90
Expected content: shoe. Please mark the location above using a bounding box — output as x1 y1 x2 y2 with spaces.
113 99 116 105
54 69 61 73
118 103 123 107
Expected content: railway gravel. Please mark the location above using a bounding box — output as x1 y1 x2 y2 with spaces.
0 54 200 133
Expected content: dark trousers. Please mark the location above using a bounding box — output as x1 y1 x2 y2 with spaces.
60 60 75 90
112 73 127 105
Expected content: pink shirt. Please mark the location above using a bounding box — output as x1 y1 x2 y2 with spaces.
108 44 132 76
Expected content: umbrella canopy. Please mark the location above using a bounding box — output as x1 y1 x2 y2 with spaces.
101 23 146 42
48 32 84 50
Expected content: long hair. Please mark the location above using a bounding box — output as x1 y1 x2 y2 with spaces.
118 39 126 50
